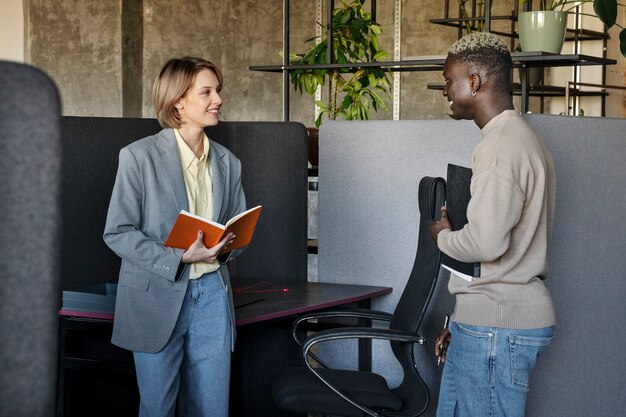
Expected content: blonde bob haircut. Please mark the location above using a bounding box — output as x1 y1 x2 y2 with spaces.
152 57 224 129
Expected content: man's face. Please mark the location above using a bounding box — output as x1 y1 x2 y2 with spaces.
442 57 475 121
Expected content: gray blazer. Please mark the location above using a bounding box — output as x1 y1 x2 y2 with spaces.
103 128 246 353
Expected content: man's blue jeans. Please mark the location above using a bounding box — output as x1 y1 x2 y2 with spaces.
133 272 232 417
436 321 553 417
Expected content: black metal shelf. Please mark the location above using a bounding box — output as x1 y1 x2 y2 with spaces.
250 52 613 71
249 1 616 115
428 82 610 98
251 52 614 112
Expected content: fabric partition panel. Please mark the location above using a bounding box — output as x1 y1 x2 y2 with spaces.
224 122 308 282
524 115 626 417
0 61 62 417
317 116 626 417
60 117 162 289
59 118 308 290
318 119 480 416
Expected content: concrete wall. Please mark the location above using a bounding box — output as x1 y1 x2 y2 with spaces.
17 0 624 123
25 0 123 116
0 0 24 62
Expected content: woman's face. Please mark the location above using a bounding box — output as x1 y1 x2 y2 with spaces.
442 57 475 121
177 68 222 128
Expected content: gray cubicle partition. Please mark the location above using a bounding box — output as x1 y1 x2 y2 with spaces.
0 61 62 417
318 116 626 417
60 118 308 290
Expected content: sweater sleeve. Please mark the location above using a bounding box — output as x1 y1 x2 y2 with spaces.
438 165 525 263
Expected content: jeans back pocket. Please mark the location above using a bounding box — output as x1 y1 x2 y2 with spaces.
508 334 553 390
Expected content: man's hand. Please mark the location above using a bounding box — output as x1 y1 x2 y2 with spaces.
429 205 452 244
181 231 235 264
435 327 452 364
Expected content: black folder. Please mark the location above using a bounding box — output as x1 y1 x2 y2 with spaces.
442 164 481 279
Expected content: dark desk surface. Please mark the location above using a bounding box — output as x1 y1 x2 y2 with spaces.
59 280 392 326
57 281 391 417
233 280 392 326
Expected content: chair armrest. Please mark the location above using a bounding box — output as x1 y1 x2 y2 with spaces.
291 309 393 370
292 309 392 344
302 327 425 354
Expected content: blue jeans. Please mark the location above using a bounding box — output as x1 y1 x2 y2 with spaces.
133 272 232 417
436 322 553 417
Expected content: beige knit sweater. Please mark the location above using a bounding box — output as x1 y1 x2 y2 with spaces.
438 110 556 329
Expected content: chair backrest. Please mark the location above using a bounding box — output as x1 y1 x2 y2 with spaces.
388 176 445 416
0 61 62 417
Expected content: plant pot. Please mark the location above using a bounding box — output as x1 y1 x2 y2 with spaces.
518 11 567 54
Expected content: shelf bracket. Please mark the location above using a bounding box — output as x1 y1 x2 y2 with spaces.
393 0 402 120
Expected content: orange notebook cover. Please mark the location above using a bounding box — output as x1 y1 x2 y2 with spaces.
164 205 262 253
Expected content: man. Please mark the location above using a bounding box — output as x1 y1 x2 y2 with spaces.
430 32 556 417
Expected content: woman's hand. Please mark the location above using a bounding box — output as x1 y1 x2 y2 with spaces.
181 231 235 264
435 327 452 364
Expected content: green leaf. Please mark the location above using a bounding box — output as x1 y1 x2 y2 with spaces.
372 50 386 61
315 112 324 128
314 100 328 110
303 76 312 95
593 0 617 27
341 95 352 110
370 89 388 111
340 10 351 24
304 35 322 44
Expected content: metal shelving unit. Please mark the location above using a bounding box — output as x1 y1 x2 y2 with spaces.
248 0 617 117
428 0 617 115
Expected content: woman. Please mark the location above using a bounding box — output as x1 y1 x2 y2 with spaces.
104 57 246 417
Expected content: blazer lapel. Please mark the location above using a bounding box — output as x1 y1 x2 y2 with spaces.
209 140 227 222
157 129 189 213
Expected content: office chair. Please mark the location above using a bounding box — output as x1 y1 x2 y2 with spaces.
0 61 62 417
272 176 445 417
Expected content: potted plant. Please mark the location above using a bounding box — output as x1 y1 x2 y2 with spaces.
518 0 626 57
288 0 392 128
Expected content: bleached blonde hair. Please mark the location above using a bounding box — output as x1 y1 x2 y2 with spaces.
448 32 512 91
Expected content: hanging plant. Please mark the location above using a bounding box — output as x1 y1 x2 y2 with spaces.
288 0 392 127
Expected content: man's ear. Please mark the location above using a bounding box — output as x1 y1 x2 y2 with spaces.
470 73 482 93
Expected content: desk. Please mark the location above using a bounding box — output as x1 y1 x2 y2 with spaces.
233 280 391 326
231 281 391 417
57 281 391 417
